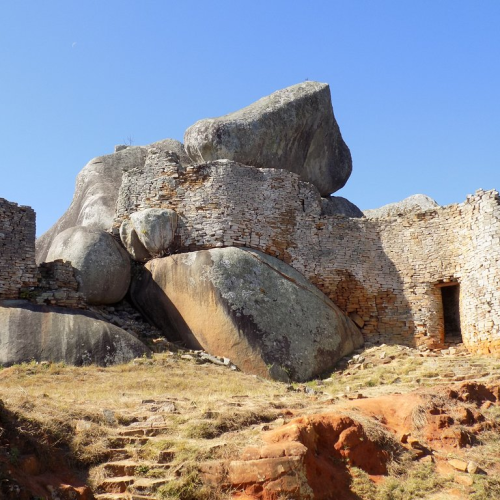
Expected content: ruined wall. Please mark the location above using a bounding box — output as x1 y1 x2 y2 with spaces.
114 151 316 261
300 190 500 353
114 150 500 354
0 198 38 299
458 191 500 354
35 260 85 308
0 198 84 307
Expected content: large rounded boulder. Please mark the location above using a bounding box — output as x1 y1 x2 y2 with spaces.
0 303 150 366
184 81 352 196
130 247 363 381
36 139 191 263
130 208 178 257
363 194 439 218
46 226 131 305
321 196 364 218
119 219 151 262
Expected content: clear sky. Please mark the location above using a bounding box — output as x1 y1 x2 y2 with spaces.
1 1 499 236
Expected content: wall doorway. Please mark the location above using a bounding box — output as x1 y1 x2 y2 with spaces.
440 284 462 343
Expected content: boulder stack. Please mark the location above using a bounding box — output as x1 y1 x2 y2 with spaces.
46 226 131 305
184 81 352 196
130 247 363 381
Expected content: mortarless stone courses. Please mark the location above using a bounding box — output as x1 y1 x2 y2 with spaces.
35 260 85 308
3 146 500 357
114 149 500 355
0 198 38 299
0 198 84 307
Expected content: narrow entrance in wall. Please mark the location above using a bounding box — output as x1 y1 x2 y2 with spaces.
441 284 462 343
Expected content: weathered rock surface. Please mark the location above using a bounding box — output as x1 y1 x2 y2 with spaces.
184 81 352 196
130 247 363 381
130 208 178 257
0 302 150 366
364 194 439 218
119 219 151 262
321 196 364 218
36 139 190 264
46 226 131 305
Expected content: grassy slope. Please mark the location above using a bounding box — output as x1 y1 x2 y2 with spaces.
0 345 499 499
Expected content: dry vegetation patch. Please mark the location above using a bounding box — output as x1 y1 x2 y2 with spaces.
0 345 498 499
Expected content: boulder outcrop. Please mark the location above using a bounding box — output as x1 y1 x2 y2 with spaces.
184 81 352 196
0 302 150 366
320 196 364 218
119 219 151 262
130 247 363 381
129 208 178 257
46 226 131 305
36 139 190 263
364 194 439 218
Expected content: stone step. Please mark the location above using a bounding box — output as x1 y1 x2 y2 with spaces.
157 450 175 463
144 426 171 437
95 494 129 500
130 496 157 500
103 460 142 477
118 425 171 437
106 448 133 461
129 478 169 493
110 436 150 447
104 460 170 476
98 476 135 494
118 428 147 437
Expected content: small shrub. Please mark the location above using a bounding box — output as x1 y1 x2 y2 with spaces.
135 464 150 476
350 467 377 499
70 423 109 465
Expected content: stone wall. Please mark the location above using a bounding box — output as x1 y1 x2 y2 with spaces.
298 190 500 354
0 198 38 299
0 198 84 308
114 150 500 354
35 260 85 308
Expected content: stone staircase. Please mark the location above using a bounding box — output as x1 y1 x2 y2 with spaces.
91 346 500 499
93 403 181 500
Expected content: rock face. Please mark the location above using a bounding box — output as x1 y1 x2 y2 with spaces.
184 81 352 196
46 226 131 305
364 194 439 218
0 302 150 366
36 139 190 264
129 208 178 257
130 247 363 381
321 196 364 218
119 219 151 262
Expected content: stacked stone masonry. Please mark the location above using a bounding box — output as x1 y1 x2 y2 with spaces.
0 198 38 298
0 198 84 308
114 149 500 355
35 260 86 308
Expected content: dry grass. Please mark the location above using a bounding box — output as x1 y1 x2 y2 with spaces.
351 461 453 500
0 354 298 474
1 346 499 500
375 461 452 500
341 409 404 461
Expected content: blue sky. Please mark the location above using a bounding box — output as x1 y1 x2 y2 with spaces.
1 1 499 236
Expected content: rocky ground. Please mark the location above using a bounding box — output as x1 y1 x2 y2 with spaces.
0 338 499 500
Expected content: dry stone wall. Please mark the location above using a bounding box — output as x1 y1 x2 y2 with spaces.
0 198 38 299
0 198 84 307
114 150 500 354
35 260 85 308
